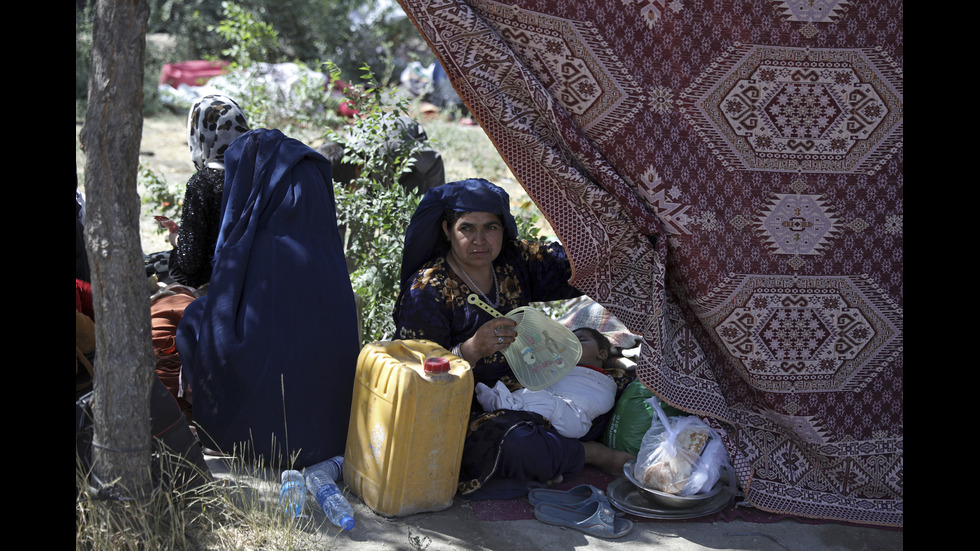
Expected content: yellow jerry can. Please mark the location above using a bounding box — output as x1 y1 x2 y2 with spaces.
343 339 473 517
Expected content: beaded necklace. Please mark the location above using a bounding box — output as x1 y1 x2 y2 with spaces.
448 254 499 309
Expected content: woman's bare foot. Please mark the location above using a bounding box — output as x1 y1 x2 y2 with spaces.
544 475 564 486
583 440 635 475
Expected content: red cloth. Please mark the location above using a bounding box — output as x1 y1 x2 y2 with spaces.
332 80 359 118
75 279 93 319
151 288 198 421
152 290 196 356
159 60 230 88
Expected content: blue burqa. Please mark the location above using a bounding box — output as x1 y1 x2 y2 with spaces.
177 128 360 468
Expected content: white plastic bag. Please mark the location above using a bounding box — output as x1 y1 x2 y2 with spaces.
633 397 728 496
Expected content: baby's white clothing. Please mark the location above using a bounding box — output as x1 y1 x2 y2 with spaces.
475 365 617 439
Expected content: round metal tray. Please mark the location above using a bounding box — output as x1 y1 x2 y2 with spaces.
607 471 734 520
623 459 723 508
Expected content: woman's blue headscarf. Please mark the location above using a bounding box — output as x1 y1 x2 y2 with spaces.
399 178 519 291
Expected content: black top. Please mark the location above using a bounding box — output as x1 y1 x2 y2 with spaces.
169 167 225 288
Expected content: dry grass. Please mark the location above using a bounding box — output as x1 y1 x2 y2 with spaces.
75 441 342 551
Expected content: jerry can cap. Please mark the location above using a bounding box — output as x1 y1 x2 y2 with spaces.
424 357 450 374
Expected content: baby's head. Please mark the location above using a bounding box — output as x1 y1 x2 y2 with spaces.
573 327 612 368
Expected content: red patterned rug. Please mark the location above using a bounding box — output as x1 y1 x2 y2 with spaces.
399 0 903 528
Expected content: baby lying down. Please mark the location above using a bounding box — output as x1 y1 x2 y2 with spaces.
475 328 617 439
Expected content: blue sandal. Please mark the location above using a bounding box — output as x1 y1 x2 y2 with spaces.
528 484 608 509
533 500 633 539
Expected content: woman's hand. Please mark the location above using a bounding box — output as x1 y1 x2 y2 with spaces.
461 318 518 362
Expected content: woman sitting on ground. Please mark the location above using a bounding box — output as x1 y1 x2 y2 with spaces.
168 94 250 288
394 178 634 500
176 127 360 469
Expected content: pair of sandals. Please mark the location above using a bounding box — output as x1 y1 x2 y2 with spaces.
528 484 633 539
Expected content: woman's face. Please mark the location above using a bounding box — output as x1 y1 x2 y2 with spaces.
443 211 504 271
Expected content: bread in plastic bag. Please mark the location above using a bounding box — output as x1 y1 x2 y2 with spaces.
633 396 729 496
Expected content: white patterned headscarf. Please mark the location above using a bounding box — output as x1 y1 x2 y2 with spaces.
187 95 250 171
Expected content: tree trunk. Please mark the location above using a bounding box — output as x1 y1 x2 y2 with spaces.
79 0 154 499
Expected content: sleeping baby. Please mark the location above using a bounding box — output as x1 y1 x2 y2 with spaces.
474 327 618 439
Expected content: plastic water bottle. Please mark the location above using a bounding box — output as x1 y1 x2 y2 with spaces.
306 455 355 531
280 470 306 517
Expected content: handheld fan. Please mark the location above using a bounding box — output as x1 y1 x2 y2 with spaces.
467 294 581 390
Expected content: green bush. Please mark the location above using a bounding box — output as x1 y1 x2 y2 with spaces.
145 0 432 84
79 0 435 115
331 65 424 342
76 3 172 116
75 8 92 101
195 3 344 144
148 0 239 64
210 1 280 68
139 163 184 233
143 35 175 117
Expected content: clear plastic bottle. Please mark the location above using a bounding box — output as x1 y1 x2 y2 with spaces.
280 469 306 517
305 455 355 531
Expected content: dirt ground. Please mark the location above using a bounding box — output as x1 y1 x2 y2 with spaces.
76 112 194 256
139 113 197 187
136 113 197 255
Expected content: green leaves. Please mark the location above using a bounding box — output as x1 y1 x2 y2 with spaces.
139 163 184 232
210 1 279 68
332 68 423 342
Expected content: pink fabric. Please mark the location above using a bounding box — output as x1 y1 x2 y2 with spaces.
159 60 230 88
399 0 903 527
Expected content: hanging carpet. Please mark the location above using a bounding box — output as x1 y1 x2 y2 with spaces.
397 0 903 528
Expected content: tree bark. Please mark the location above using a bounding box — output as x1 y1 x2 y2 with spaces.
79 0 154 499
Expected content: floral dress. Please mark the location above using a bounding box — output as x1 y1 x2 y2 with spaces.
395 239 581 387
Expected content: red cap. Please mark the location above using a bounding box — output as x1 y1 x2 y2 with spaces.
424 357 450 374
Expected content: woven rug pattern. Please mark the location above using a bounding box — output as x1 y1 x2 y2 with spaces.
399 0 903 528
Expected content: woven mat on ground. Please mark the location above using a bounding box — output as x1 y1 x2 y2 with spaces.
399 0 903 528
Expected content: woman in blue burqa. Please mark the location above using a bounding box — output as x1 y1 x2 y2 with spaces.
177 127 360 469
394 178 633 499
